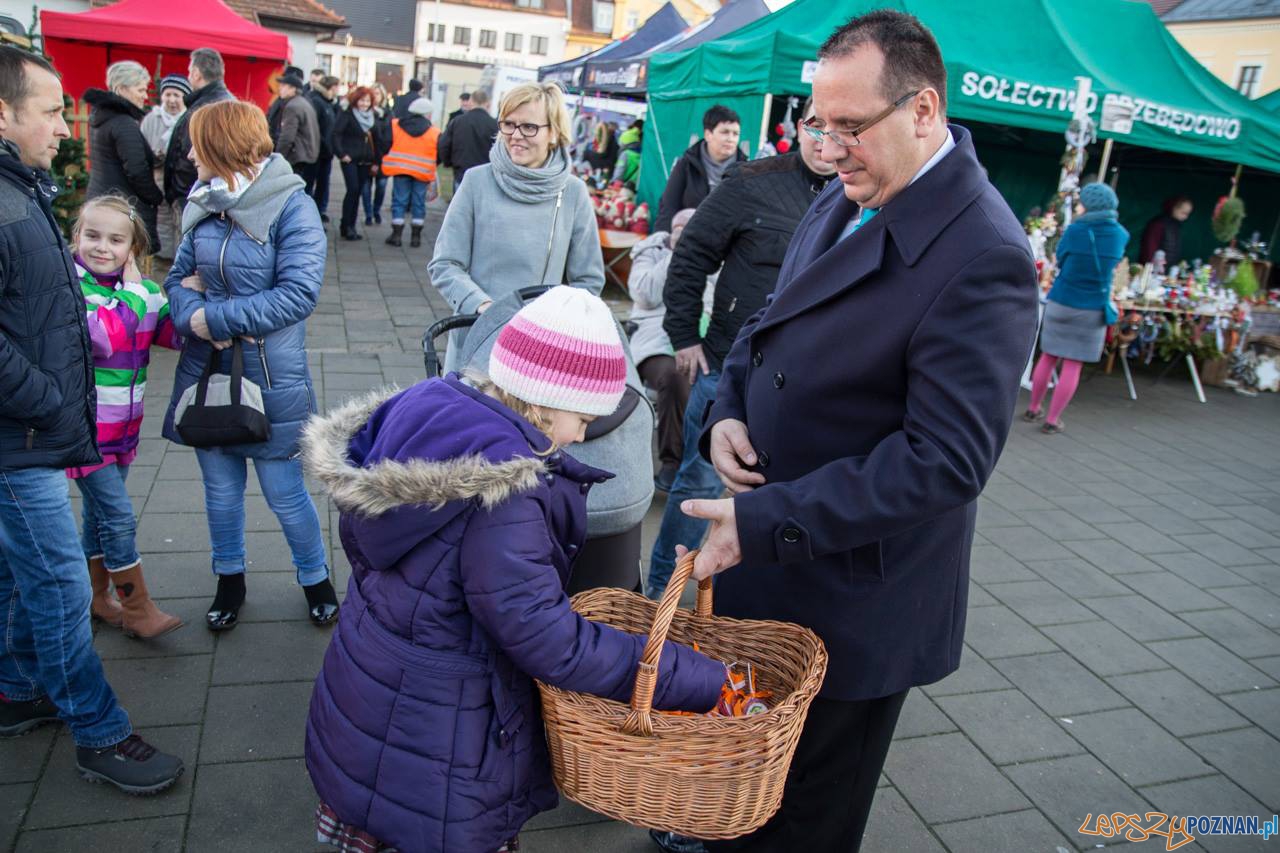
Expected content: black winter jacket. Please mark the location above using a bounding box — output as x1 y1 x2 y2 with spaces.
331 108 386 167
305 89 336 158
164 81 235 203
662 152 832 370
84 89 163 250
654 139 747 233
0 141 100 470
437 108 498 173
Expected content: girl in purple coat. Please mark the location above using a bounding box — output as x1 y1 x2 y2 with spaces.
302 287 724 853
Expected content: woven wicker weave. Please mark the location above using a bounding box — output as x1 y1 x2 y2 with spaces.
537 551 828 839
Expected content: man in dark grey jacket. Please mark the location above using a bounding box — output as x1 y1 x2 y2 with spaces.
437 88 498 188
270 68 320 173
0 45 182 794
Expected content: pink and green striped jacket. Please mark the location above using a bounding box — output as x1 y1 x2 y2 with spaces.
67 259 180 478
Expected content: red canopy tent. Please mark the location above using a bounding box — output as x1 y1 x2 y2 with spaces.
41 0 290 127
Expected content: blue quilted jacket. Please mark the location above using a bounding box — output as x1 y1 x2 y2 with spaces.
161 154 324 459
300 378 724 853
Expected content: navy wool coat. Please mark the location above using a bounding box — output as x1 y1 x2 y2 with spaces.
701 126 1039 701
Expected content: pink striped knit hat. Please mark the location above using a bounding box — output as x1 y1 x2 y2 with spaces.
490 286 627 416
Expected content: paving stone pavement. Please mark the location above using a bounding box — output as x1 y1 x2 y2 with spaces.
3 195 1280 853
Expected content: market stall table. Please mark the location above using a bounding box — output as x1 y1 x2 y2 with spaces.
1109 301 1233 404
599 228 640 293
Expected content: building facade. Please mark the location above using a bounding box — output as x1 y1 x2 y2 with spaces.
315 0 417 91
611 0 716 39
1159 0 1280 98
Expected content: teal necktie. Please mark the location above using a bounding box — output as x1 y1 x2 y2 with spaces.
839 207 879 242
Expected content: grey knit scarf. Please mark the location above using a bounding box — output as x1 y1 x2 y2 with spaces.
488 138 570 203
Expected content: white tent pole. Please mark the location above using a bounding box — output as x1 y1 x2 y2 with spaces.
758 92 773 156
1097 137 1114 183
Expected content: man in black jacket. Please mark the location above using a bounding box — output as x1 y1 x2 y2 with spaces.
304 75 339 221
0 46 183 794
164 47 235 205
392 77 424 121
645 98 834 602
653 104 747 233
447 91 471 124
437 87 497 188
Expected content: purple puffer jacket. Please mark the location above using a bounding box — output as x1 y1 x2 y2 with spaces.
301 376 724 853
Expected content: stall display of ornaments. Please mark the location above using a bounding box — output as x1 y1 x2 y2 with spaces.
578 169 650 235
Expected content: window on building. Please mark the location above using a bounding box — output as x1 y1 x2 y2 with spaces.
505 32 523 52
625 11 639 31
342 56 359 82
426 23 446 42
530 35 548 55
1237 65 1263 98
593 1 614 33
516 0 545 7
479 29 497 49
454 26 471 46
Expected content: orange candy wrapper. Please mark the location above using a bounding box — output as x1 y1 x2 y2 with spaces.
662 643 773 718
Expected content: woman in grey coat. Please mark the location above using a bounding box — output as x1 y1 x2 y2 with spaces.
428 82 604 372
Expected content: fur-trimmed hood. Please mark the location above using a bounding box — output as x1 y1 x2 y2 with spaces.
302 378 609 519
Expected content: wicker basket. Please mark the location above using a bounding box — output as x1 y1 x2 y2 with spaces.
537 551 828 839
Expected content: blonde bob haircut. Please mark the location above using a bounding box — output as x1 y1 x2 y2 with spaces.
498 82 573 150
188 100 275 188
106 60 149 96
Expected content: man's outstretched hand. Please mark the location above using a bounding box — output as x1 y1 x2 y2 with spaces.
680 498 741 581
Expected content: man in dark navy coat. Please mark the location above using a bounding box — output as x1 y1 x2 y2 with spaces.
682 12 1038 852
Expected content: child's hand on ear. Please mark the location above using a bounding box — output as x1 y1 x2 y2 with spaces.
124 256 142 284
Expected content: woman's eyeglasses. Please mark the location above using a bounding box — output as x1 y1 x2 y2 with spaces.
801 91 920 148
498 121 550 138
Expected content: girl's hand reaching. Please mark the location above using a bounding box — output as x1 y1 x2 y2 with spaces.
181 273 206 293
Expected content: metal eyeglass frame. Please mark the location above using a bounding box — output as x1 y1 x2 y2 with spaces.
801 90 921 148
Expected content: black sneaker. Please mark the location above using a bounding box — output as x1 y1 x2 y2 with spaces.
76 733 184 795
0 693 60 738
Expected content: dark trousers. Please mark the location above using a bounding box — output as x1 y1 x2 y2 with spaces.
705 690 909 853
304 154 333 215
339 161 373 233
637 354 689 470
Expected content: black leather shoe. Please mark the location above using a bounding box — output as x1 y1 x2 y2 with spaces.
206 573 245 633
309 602 339 626
0 694 60 738
303 578 339 627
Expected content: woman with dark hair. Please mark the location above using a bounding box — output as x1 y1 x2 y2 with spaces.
331 86 383 240
1139 195 1193 266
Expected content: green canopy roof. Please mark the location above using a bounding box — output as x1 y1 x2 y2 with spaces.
640 0 1280 207
1257 87 1280 114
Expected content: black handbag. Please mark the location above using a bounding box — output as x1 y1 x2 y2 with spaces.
175 339 272 447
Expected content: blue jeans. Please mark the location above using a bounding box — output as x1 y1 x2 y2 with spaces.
73 464 139 571
391 175 428 225
646 371 725 599
0 467 132 748
195 450 329 587
362 173 388 221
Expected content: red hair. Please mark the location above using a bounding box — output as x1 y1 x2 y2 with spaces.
347 87 374 108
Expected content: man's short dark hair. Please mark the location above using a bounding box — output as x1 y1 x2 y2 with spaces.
408 78 424 92
702 105 739 132
310 68 325 77
819 10 947 112
190 48 225 83
459 91 472 101
0 46 56 110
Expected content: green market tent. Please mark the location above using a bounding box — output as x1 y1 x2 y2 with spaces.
639 0 1280 210
1257 88 1280 114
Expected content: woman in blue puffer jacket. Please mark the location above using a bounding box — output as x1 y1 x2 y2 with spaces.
162 101 337 631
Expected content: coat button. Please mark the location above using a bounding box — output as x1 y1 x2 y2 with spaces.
752 351 763 367
758 450 770 468
782 527 801 544
773 372 785 389
580 483 590 494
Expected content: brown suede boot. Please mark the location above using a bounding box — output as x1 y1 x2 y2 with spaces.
88 556 124 628
112 562 183 639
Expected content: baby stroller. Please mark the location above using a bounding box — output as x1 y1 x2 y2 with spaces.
422 287 654 594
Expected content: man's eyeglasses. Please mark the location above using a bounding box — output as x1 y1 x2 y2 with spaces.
498 121 550 138
801 91 920 148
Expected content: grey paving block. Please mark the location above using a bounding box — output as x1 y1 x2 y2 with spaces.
156 451 202 480
1120 571 1229 612
1042 620 1165 676
1202 518 1280 550
22 725 196 829
1080 480 1160 509
1065 538 1165 575
935 689 1083 765
968 545 1038 584
1148 638 1277 695
142 553 214 600
883 732 1029 823
1092 520 1189 555
523 799 610 831
0 726 55 784
962 605 1058 659
1224 560 1280 595
520 821 655 853
1084 595 1200 642
1185 727 1280 812
1253 655 1280 681
1004 753 1154 845
892 691 956 740
1025 557 1132 598
920 647 1013 697
857 787 945 853
1142 775 1270 853
210 621 331 685
1153 551 1251 589
933 808 1071 853
0 782 32 853
1123 503 1210 536
1175 533 1273 567
992 651 1129 716
1149 493 1235 520
983 580 1098 626
966 583 997 607
101 654 211 728
1179 609 1280 659
1221 688 1280 740
93 598 216 661
1208 585 1280 629
13 815 185 853
1048 493 1128 524
200 681 314 764
233 570 329 623
136 512 215 553
1107 669 1249 738
185 758 320 853
1011 509 1103 541
981 526 1074 562
1066 707 1214 786
975 498 1022 529
141 481 210 515
124 465 159 501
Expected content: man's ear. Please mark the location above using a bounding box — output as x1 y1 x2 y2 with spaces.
0 98 11 133
914 89 943 139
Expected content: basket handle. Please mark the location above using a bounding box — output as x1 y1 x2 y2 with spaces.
621 550 713 737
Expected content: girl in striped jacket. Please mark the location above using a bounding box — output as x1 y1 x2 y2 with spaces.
67 194 183 639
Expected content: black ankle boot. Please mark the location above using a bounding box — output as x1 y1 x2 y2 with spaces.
410 224 423 248
76 733 184 795
0 694 60 738
303 578 339 627
207 573 246 632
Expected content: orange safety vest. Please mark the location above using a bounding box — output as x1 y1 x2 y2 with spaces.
382 121 440 182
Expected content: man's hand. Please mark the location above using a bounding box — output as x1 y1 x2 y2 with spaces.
709 419 765 494
181 273 205 293
675 343 709 385
681 498 741 580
